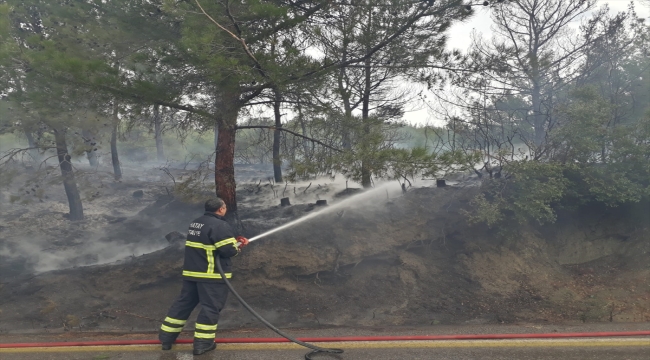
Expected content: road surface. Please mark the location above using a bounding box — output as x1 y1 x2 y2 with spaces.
2 324 650 359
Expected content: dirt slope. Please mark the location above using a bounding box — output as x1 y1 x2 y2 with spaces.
0 186 649 334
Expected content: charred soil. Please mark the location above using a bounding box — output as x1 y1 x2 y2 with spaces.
0 176 649 334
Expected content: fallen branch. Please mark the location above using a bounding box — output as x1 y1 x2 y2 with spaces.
158 165 177 186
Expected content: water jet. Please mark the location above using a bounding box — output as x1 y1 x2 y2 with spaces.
248 183 398 242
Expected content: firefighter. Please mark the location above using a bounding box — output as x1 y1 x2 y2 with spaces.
159 197 249 355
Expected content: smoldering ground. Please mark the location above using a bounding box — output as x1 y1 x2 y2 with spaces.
2 180 649 333
0 153 431 280
0 150 201 278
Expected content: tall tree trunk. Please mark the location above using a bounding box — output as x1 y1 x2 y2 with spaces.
272 87 283 183
297 104 310 158
532 86 545 149
82 129 99 167
111 101 122 180
214 121 219 153
530 57 545 150
24 129 41 163
338 39 353 151
268 35 283 183
214 93 242 226
154 105 165 162
53 129 84 221
360 55 373 189
216 125 238 225
16 77 40 162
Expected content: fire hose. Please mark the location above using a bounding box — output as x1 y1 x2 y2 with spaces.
216 257 344 360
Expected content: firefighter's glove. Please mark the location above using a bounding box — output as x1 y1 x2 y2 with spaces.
236 236 249 249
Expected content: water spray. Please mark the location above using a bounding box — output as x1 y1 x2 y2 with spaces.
214 183 399 359
248 182 400 243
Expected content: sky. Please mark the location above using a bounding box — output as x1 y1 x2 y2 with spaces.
402 0 650 125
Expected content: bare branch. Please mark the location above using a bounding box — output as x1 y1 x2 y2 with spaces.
236 125 343 152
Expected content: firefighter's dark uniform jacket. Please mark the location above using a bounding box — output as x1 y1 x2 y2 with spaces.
183 212 239 282
159 212 239 345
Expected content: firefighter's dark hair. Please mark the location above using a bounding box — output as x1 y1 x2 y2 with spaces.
205 198 225 212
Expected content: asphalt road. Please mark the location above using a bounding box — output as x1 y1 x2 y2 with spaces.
2 338 650 360
2 324 650 360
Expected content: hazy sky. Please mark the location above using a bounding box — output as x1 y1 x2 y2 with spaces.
403 0 650 125
446 0 648 53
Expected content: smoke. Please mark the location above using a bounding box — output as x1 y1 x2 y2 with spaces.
0 156 456 278
0 162 189 277
0 220 170 274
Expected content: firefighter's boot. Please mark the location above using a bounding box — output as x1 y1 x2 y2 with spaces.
193 341 216 355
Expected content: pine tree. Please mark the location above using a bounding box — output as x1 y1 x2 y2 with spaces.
3 0 477 221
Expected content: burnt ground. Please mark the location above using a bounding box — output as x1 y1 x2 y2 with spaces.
0 165 649 335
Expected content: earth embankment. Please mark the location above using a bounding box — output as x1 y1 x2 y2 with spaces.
0 185 648 333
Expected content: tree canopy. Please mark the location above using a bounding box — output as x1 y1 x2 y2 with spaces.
1 0 648 227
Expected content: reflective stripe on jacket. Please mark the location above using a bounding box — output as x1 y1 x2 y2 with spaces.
182 212 239 282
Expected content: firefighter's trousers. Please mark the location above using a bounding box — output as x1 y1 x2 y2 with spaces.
159 280 229 345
